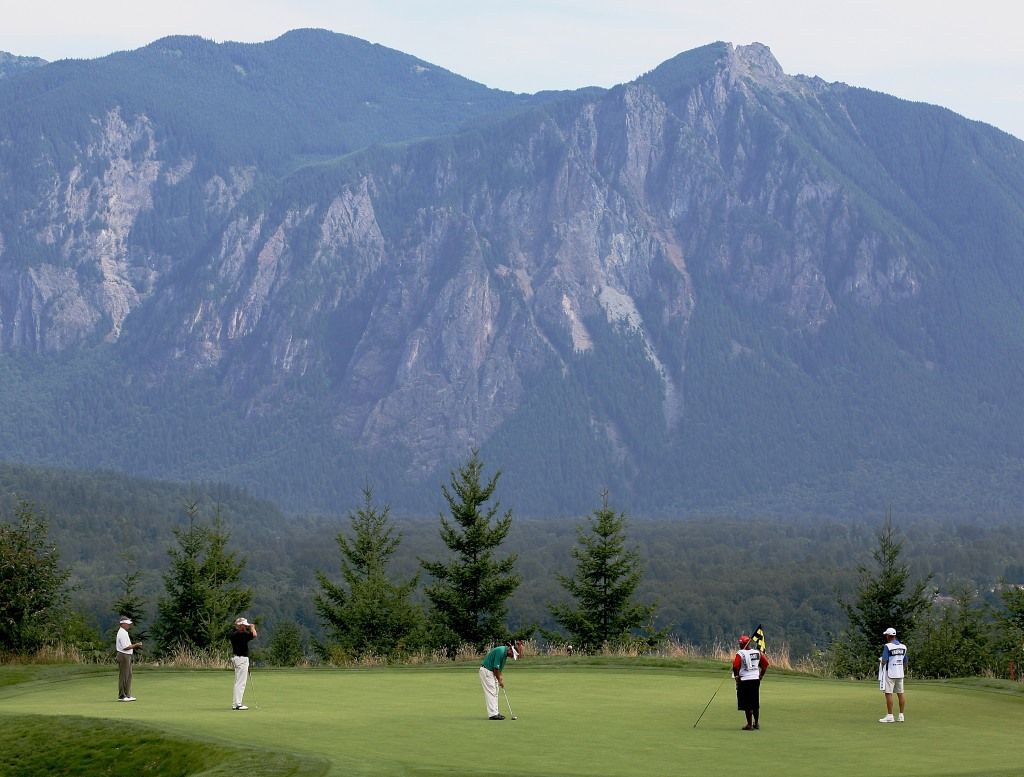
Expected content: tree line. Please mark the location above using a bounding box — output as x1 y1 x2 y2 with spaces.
2 454 1024 681
1 452 657 663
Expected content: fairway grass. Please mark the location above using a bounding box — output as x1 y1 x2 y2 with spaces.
1 662 1022 777
0 713 324 777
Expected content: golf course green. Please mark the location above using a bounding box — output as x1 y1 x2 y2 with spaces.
1 661 1022 776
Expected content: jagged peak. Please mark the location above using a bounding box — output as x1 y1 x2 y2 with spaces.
637 40 791 97
730 42 785 83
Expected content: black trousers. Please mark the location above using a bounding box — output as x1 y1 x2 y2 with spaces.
736 678 760 711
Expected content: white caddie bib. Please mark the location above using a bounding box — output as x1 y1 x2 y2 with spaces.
884 644 907 679
738 649 762 680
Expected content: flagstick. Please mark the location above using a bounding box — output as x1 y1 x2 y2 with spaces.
695 625 766 729
693 676 727 728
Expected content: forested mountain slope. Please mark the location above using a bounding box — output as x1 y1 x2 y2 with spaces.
1 36 1023 518
4 464 1024 655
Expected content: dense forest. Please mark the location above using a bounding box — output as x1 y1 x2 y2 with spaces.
3 462 1023 660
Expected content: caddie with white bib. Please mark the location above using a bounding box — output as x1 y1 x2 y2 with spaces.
878 627 908 723
731 634 769 730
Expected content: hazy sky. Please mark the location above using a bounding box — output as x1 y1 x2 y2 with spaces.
3 0 1022 139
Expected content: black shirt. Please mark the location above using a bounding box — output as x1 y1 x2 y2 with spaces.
230 630 255 657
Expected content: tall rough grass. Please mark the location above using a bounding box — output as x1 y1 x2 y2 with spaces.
3 638 826 675
0 643 108 665
154 647 233 669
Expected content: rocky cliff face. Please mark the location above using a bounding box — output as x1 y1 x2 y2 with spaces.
2 36 1023 516
1 108 174 350
141 42 921 470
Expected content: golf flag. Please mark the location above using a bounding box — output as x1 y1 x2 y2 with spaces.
751 624 766 653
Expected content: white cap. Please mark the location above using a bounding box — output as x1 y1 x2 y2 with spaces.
883 627 897 636
119 617 133 625
235 617 250 626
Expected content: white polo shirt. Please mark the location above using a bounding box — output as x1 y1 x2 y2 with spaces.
116 627 134 655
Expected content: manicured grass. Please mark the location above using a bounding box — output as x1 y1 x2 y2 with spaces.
0 714 323 777
1 662 1022 776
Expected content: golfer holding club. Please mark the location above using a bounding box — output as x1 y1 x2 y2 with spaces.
878 627 908 723
479 639 523 720
230 617 258 710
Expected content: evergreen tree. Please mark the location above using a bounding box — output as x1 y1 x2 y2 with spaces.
914 586 994 678
153 503 252 655
995 584 1024 679
421 451 520 651
832 513 932 676
0 501 72 653
265 621 308 667
315 486 423 660
112 557 147 639
548 491 656 651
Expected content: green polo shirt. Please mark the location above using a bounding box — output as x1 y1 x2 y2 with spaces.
481 645 511 672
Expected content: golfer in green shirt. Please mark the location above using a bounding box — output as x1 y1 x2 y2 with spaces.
479 640 522 719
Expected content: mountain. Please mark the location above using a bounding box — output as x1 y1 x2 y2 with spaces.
0 51 47 80
1 34 1023 518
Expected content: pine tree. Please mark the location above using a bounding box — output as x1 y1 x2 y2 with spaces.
0 501 72 653
265 621 308 667
996 584 1024 679
112 560 147 639
315 485 423 660
914 586 993 677
153 502 252 655
421 451 520 651
548 491 656 651
832 512 931 676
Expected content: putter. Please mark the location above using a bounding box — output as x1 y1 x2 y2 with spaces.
501 685 517 720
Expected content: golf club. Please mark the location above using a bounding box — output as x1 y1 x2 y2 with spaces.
247 661 259 709
501 685 518 720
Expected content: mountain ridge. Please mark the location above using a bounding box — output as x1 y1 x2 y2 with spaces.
1 33 1023 518
0 51 47 79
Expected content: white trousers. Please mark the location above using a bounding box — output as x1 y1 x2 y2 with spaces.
479 666 499 717
232 656 249 707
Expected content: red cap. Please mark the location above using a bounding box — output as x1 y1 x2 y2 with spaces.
738 635 750 646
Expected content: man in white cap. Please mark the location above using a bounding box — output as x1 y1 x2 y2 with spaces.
479 639 523 719
230 617 258 710
115 616 143 701
879 627 908 722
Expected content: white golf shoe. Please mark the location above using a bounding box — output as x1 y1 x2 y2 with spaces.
879 715 894 723
897 714 905 722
